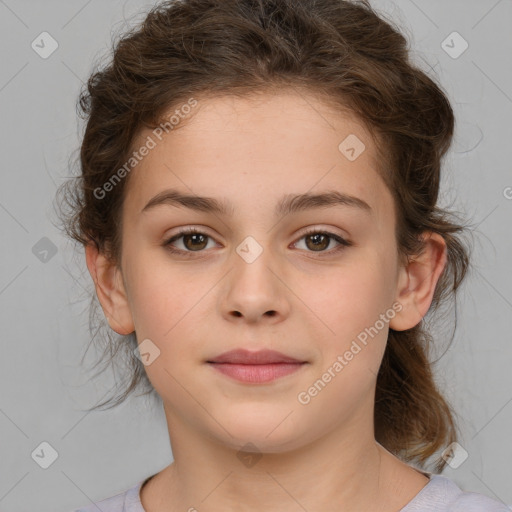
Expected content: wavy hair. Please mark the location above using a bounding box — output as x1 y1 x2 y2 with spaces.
55 0 473 473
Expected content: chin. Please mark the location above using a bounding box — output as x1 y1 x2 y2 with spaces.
210 408 310 453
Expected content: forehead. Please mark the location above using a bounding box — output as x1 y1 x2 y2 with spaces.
125 91 392 223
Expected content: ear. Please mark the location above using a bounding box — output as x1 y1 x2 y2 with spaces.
85 242 135 335
389 231 447 331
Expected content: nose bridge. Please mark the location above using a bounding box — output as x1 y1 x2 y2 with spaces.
221 233 289 322
232 233 278 295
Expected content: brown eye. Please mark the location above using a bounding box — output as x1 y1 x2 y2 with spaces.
294 229 352 255
164 228 216 255
163 227 352 258
181 233 208 251
304 233 330 251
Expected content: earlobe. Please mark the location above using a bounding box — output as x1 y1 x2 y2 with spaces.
389 232 447 332
84 242 135 335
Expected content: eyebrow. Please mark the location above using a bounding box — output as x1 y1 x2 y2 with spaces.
141 189 372 217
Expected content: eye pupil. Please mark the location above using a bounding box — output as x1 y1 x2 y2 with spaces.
166 229 347 257
306 233 329 251
184 233 208 251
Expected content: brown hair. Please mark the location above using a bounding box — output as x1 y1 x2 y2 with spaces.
55 0 473 473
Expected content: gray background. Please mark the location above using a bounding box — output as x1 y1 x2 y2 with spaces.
0 0 511 511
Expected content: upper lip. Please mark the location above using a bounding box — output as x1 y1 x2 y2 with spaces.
207 349 305 364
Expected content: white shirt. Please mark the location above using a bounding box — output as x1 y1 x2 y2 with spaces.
72 473 511 511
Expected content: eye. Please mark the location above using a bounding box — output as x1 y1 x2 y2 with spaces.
164 227 217 255
163 227 352 257
293 228 352 255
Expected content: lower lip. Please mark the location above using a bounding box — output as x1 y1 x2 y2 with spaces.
207 362 306 383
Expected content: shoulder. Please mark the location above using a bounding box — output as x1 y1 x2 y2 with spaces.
450 487 511 512
403 474 511 512
70 478 146 512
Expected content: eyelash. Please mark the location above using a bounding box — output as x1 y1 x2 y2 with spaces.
163 227 352 258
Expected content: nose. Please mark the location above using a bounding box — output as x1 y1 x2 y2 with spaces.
219 241 291 325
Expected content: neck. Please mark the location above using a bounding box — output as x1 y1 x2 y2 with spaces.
140 402 425 512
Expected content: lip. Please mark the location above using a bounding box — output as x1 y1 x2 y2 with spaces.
206 349 307 384
207 349 305 364
208 362 306 383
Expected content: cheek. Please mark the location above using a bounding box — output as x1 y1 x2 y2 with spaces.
126 259 218 382
126 261 209 397
322 255 395 330
126 251 203 337
314 254 395 372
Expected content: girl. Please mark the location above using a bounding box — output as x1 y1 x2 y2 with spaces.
58 0 509 510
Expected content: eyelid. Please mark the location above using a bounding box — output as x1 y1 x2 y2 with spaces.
163 225 352 256
292 226 352 254
164 226 219 248
298 225 349 241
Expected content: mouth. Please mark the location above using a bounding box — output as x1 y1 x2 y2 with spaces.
206 349 308 384
206 348 306 365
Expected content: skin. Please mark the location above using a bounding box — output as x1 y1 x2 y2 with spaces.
86 90 447 512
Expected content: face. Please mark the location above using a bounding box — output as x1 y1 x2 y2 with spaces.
107 91 405 452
